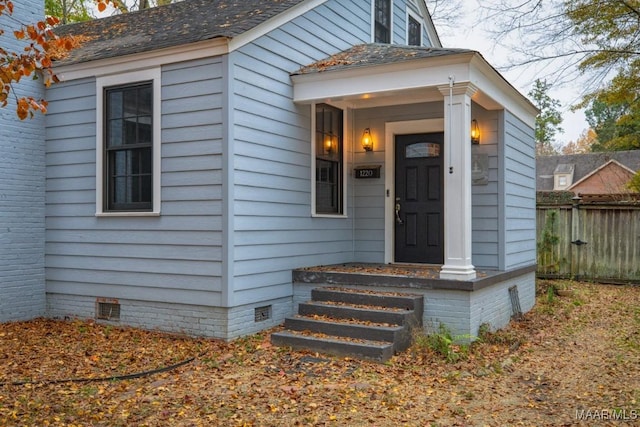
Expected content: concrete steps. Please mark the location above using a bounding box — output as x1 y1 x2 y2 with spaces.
271 287 423 362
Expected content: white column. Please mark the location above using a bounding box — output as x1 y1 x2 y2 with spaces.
438 83 477 280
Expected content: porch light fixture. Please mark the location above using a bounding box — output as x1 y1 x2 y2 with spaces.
471 119 480 145
324 136 336 154
361 128 373 151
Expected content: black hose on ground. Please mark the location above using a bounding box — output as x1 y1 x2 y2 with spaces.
0 350 208 387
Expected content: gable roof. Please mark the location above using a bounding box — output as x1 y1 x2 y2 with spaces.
291 43 538 127
568 159 636 191
536 150 640 191
54 0 307 66
294 43 474 75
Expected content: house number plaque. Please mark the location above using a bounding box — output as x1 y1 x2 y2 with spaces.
354 165 381 179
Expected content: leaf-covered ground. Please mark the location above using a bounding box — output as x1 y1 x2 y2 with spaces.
1 281 639 426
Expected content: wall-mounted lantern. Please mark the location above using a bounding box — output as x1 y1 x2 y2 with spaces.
471 119 480 145
324 136 336 154
361 128 373 152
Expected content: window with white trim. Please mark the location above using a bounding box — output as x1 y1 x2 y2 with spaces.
96 69 161 215
105 82 153 211
407 13 421 46
374 0 391 43
314 103 343 215
555 174 571 190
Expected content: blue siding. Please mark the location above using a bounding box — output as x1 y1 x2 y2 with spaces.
392 1 406 44
37 0 487 337
471 107 500 269
0 0 46 321
45 57 224 307
230 0 370 306
502 110 536 269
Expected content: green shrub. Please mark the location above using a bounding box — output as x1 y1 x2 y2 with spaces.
421 323 472 363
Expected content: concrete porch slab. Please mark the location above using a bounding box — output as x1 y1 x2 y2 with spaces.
294 263 537 292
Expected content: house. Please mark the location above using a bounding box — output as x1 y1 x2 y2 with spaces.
1 0 538 341
537 150 640 195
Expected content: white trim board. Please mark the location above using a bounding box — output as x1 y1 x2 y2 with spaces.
95 67 162 217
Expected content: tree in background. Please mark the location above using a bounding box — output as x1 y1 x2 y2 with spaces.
565 0 640 85
628 171 640 192
134 0 173 10
479 0 582 85
480 1 640 88
583 98 626 150
45 0 173 22
0 0 117 118
562 128 597 154
529 79 563 156
582 80 640 152
567 0 640 152
46 0 95 24
426 0 464 32
480 0 640 152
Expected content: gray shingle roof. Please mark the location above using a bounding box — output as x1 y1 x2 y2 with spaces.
294 43 475 75
553 163 575 175
536 150 640 191
54 0 306 66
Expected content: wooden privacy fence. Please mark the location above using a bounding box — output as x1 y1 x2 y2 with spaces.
536 192 640 283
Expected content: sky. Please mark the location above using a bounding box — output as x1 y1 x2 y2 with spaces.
437 3 589 147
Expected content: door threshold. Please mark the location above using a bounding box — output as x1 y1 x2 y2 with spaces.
389 263 442 268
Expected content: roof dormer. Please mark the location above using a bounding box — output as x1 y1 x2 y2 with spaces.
553 163 575 190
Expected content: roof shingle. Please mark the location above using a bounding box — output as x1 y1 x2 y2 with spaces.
294 43 475 75
54 0 306 66
537 150 640 191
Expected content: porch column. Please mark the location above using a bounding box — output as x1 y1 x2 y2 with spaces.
438 82 477 280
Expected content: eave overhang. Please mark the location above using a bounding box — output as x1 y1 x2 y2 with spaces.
292 51 538 128
54 38 230 81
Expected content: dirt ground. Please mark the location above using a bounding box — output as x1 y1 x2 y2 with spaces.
1 280 639 426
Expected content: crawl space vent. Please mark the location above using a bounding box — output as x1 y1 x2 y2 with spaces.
254 305 271 322
96 299 121 321
509 286 523 320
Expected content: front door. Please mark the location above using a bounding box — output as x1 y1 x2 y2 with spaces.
394 133 444 264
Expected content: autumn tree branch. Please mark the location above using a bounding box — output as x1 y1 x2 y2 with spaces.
0 0 121 118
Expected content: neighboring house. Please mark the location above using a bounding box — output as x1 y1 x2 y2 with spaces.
0 0 47 322
537 150 640 195
2 0 538 339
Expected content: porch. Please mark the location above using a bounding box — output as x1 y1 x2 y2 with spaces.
271 263 536 361
293 44 539 283
274 44 538 359
293 262 536 291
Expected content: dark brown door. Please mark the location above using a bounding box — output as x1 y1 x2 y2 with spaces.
394 133 444 264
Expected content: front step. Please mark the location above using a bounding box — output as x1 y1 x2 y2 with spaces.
284 315 408 349
271 330 395 362
271 287 424 362
312 288 423 312
298 301 414 326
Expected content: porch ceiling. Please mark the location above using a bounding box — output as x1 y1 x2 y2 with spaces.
291 44 537 127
